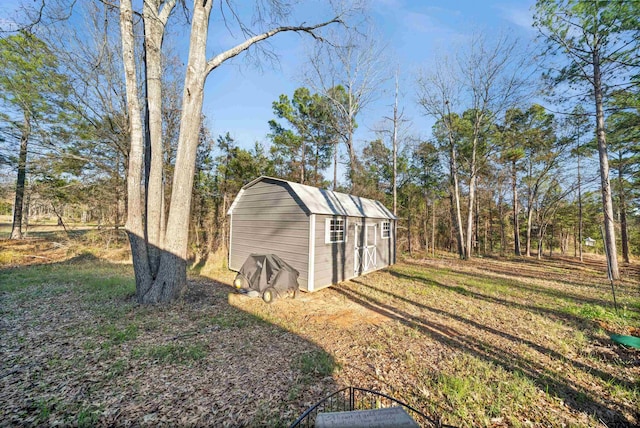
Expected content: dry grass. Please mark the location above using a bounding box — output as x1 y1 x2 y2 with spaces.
1 239 638 427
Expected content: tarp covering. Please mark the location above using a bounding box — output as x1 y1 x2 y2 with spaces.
235 254 299 295
610 334 640 349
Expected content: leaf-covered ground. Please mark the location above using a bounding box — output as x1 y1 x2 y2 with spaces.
1 239 638 427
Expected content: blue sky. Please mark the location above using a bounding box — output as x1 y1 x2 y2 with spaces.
200 0 537 156
1 0 538 178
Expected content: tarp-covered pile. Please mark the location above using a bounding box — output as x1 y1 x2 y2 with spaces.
234 254 299 303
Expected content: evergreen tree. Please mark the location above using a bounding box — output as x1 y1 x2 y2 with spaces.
534 0 640 278
0 31 70 239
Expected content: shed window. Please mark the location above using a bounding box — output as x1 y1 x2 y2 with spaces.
381 221 391 239
325 217 346 243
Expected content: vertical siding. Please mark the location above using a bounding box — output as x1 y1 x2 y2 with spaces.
229 181 310 289
312 216 395 290
312 214 353 289
376 219 392 267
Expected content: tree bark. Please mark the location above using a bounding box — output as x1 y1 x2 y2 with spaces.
153 1 213 303
432 199 436 257
392 72 398 216
511 160 521 256
121 0 340 303
143 0 173 275
446 112 465 258
407 193 412 256
333 140 338 191
465 144 477 259
617 153 630 264
498 189 505 256
423 196 429 252
577 149 583 262
120 0 154 301
10 112 30 240
592 46 620 279
525 194 534 257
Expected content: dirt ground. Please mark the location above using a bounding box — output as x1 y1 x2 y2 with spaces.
1 239 639 427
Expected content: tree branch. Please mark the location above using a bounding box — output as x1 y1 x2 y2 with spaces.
205 17 341 76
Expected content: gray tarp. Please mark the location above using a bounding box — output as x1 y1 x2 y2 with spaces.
235 254 299 295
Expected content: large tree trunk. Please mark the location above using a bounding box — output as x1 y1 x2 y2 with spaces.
346 131 358 189
10 113 30 240
143 0 170 275
120 0 154 301
150 1 213 303
121 0 339 304
592 47 620 279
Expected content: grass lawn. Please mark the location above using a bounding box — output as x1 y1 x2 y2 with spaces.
0 238 638 427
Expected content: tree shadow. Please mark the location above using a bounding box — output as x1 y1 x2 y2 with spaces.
336 278 637 426
0 255 347 427
449 254 639 294
400 257 633 310
387 270 611 336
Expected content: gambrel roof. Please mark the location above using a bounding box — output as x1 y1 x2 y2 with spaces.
228 176 396 220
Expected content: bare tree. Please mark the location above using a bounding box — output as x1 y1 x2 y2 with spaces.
305 25 387 191
459 34 532 259
417 56 466 258
418 34 533 259
119 0 343 303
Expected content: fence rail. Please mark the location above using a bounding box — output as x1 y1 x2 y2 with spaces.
289 387 454 428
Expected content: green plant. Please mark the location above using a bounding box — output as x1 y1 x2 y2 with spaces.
108 359 128 379
77 405 101 427
295 350 336 377
419 355 537 425
101 323 138 345
36 398 53 423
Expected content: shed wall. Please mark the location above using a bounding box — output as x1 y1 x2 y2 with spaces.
312 214 355 289
312 215 395 290
376 219 395 267
229 181 310 289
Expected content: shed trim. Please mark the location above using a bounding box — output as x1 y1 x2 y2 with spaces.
228 212 233 269
308 214 316 292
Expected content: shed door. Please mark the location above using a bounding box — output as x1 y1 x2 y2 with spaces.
354 224 377 275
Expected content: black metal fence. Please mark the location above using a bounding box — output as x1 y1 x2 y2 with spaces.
289 387 454 428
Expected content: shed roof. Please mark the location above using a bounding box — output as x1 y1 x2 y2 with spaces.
228 176 396 220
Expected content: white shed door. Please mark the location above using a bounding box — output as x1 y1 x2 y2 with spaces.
354 224 377 275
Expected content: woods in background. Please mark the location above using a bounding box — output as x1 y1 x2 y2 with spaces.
0 0 638 303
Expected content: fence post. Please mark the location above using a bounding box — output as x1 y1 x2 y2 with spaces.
349 387 354 411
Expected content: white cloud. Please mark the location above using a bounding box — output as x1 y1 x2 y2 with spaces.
404 11 441 34
495 3 535 32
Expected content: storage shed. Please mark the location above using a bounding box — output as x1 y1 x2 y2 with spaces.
227 176 397 292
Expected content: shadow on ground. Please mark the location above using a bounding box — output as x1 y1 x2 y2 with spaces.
0 256 342 426
332 266 638 426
